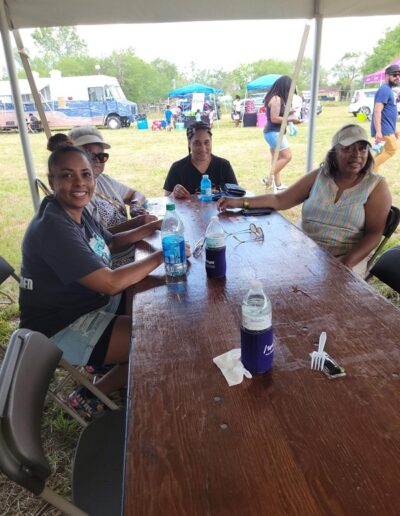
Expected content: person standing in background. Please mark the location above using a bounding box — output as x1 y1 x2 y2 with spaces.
261 76 300 192
232 95 241 128
208 106 214 128
371 64 400 171
164 105 173 128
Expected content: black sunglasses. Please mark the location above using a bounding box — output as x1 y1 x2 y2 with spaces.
88 152 109 164
390 73 400 77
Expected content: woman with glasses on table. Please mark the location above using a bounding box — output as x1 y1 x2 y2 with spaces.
218 124 392 275
163 121 238 199
68 126 150 232
19 145 180 419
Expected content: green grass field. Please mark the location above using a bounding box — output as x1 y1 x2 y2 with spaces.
0 103 399 513
1 103 400 268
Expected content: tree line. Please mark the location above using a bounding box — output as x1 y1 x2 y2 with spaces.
2 24 400 105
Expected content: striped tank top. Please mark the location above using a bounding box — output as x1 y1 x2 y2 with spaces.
301 168 383 257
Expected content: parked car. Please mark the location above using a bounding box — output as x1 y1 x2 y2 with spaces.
348 88 378 117
348 88 400 118
300 98 322 120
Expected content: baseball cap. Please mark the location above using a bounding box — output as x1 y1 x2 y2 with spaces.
331 125 371 148
73 134 111 149
385 64 400 75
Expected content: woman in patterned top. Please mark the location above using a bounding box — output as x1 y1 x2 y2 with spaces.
68 126 153 231
217 124 392 274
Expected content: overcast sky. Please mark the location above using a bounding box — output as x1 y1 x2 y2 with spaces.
1 15 400 75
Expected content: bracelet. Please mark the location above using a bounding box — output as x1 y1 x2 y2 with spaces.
243 199 250 209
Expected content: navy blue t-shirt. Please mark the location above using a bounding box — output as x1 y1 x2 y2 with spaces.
163 154 237 194
371 84 398 137
19 197 112 337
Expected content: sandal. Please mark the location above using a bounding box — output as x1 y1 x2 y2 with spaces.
68 386 108 421
261 176 273 188
84 364 113 376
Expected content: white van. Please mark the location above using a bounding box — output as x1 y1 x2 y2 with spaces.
348 87 400 117
348 89 378 117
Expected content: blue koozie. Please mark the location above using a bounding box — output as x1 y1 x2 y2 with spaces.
240 326 274 374
206 246 226 278
240 280 273 374
205 216 226 278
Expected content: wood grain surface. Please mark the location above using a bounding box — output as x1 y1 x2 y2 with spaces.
124 196 400 516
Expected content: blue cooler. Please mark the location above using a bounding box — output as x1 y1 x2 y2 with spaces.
137 119 148 130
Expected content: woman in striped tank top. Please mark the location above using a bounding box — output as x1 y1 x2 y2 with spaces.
217 124 392 274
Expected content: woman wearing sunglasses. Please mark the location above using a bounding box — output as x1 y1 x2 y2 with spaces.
68 126 150 231
218 124 391 275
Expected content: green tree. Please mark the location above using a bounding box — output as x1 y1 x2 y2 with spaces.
31 27 88 68
331 52 363 100
100 49 180 103
362 23 400 76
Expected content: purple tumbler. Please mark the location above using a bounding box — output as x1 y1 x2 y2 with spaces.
205 216 226 278
240 280 274 374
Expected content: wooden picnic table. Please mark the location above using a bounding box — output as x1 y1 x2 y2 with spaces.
124 196 400 516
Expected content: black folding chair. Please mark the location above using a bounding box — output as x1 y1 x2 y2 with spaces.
368 244 400 294
0 329 125 515
365 206 400 279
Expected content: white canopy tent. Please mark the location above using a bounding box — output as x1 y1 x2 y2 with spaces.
1 0 400 209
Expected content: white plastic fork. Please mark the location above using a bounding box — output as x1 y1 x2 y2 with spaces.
310 332 327 371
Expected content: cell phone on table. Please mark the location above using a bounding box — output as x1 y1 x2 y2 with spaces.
241 208 272 216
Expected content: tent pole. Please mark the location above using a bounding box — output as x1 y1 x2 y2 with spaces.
13 29 52 139
0 0 40 212
306 4 323 173
265 22 310 187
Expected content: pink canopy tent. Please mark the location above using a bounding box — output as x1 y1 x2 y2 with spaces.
364 56 400 84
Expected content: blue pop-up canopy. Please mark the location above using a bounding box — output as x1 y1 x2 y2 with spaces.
246 74 281 91
167 83 223 96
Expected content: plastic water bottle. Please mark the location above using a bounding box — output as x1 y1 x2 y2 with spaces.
205 216 226 278
161 203 186 279
240 280 273 374
372 142 384 154
200 174 212 201
288 121 298 136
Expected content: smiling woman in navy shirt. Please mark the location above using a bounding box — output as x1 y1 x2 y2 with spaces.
19 145 165 418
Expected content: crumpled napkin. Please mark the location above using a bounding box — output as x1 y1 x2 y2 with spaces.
213 348 252 386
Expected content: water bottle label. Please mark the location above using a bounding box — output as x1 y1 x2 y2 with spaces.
205 233 225 249
201 187 212 197
162 235 185 264
242 311 271 332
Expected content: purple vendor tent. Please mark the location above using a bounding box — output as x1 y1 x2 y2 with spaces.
364 56 400 85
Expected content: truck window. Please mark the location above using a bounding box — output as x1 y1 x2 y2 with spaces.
104 86 114 101
108 85 125 100
88 87 105 102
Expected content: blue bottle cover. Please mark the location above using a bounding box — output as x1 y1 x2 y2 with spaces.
240 326 274 374
205 246 226 278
